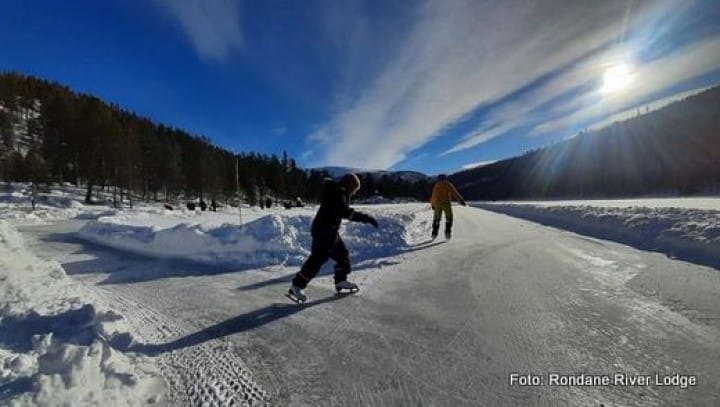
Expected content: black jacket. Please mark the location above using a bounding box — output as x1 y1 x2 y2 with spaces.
312 179 371 235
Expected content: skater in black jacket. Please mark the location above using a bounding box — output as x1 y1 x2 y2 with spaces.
288 173 378 303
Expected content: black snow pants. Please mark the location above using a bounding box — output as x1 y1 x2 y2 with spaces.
292 230 351 288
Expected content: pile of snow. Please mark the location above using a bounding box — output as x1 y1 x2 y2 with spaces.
485 197 720 211
475 203 720 269
78 205 432 267
86 202 303 230
0 220 164 405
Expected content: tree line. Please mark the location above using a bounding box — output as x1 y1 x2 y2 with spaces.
451 86 720 200
0 72 430 206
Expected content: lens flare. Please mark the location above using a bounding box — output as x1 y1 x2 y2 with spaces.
601 64 633 94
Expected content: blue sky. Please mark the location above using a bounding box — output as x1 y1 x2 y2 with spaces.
1 0 719 175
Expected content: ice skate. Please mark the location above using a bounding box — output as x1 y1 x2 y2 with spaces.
335 280 359 294
286 285 307 304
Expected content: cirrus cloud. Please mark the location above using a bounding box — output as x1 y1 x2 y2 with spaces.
311 0 649 168
309 0 718 170
156 0 243 62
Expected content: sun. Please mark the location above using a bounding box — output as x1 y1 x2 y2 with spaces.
601 64 633 94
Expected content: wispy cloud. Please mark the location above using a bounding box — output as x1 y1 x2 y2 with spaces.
156 0 243 62
531 36 720 137
461 160 497 170
442 45 628 155
311 0 654 168
309 0 717 168
301 149 314 161
445 122 521 156
444 1 720 154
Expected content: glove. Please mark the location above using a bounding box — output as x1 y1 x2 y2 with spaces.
353 212 379 228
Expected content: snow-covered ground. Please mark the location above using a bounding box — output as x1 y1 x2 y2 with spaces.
76 204 431 268
479 197 720 210
0 220 163 406
2 184 720 405
0 183 116 225
474 200 720 270
1 184 436 404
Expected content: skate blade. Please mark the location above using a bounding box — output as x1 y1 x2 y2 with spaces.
285 292 306 304
335 287 360 295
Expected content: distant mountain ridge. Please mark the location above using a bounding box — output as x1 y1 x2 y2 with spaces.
313 166 430 183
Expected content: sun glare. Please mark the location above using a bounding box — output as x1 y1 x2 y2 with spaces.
601 64 633 94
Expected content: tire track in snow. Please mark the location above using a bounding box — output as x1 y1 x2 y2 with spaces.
101 287 269 406
20 223 269 406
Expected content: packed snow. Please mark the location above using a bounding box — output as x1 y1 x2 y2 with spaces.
2 183 720 404
77 204 432 268
474 201 720 269
0 220 164 406
1 184 438 404
480 197 720 211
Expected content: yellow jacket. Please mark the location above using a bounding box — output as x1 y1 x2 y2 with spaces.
430 180 465 207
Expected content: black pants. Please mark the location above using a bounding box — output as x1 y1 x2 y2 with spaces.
292 231 351 288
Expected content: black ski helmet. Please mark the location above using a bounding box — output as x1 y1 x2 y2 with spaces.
340 173 361 195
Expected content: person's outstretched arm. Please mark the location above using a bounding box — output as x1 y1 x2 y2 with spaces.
449 183 467 206
350 211 379 228
327 183 379 227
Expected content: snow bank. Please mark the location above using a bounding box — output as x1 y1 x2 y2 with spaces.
0 220 163 406
78 207 430 268
475 203 720 269
1 182 317 228
481 197 720 211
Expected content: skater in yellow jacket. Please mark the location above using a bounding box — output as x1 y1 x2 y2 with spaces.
430 174 466 239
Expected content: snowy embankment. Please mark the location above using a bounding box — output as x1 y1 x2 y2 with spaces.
77 205 432 268
475 202 720 269
0 220 163 406
0 183 121 225
0 182 275 228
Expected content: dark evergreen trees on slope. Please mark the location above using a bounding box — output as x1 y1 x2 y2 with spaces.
0 73 317 203
452 86 720 200
0 72 433 204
